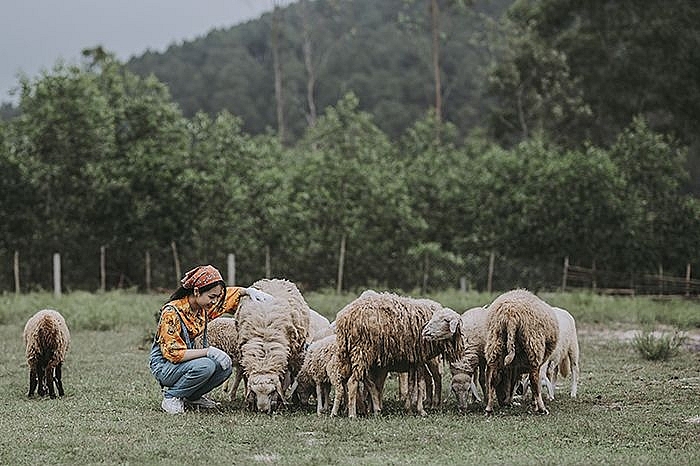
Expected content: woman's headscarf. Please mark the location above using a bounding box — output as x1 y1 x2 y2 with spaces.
180 265 223 290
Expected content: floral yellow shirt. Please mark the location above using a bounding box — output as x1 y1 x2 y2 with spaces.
156 286 244 363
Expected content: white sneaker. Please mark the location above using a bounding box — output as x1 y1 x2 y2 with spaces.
161 396 185 414
185 395 220 409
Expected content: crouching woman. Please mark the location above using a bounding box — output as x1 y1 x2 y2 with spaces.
149 264 272 414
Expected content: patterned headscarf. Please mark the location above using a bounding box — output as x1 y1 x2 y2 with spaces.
180 265 223 290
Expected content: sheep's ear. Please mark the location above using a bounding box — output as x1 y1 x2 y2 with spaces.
449 317 460 334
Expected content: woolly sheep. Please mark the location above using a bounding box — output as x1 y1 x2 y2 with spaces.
522 306 580 400
422 305 488 411
483 289 559 415
23 309 70 398
194 317 243 401
235 278 310 413
332 290 464 417
295 334 337 414
308 308 333 343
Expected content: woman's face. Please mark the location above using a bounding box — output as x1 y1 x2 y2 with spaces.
193 284 224 312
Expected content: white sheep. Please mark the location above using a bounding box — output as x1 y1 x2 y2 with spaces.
422 305 488 411
307 308 333 343
23 309 71 398
294 334 337 414
235 278 310 413
194 317 243 401
521 306 580 400
332 290 464 417
483 289 559 415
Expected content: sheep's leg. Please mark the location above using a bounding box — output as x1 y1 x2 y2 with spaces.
45 366 56 399
484 365 496 415
228 366 243 401
570 355 579 398
415 369 427 416
364 373 383 416
315 383 324 415
330 379 344 417
398 373 408 402
530 367 548 414
427 359 442 408
55 363 64 397
346 375 359 418
28 366 38 397
37 363 47 397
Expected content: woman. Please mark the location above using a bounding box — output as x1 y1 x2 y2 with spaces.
149 264 272 414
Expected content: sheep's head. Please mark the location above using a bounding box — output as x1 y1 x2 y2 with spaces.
246 374 285 413
450 371 473 412
422 307 461 341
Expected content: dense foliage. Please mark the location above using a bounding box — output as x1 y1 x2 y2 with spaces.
0 0 698 292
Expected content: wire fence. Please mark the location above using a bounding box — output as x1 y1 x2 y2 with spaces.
3 247 699 298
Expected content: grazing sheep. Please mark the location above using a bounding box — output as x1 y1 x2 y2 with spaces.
422 305 488 412
308 308 333 343
483 289 559 415
295 334 337 414
332 290 464 417
23 309 70 398
235 278 310 413
194 317 243 401
521 306 580 400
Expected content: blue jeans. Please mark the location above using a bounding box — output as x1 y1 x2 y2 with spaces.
151 353 232 400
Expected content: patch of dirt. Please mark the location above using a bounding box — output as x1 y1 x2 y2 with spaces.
578 324 700 352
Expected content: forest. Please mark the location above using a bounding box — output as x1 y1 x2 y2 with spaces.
0 0 698 293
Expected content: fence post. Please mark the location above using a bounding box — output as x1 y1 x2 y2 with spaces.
145 251 151 293
487 250 495 294
460 276 467 293
336 234 346 294
562 256 569 292
686 263 691 297
591 259 597 291
227 253 236 286
53 253 61 297
14 250 20 294
265 245 272 279
100 246 106 292
171 241 181 285
658 264 663 295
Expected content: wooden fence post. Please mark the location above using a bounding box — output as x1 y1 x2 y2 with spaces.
336 234 346 294
14 250 20 294
145 251 151 293
53 253 61 297
487 250 495 294
227 253 236 286
265 245 271 279
100 246 106 292
658 264 663 295
171 241 181 285
686 263 691 297
460 276 467 293
562 256 569 292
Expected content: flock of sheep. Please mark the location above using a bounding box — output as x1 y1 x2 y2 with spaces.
21 278 580 417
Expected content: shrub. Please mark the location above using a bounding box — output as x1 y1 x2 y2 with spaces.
631 329 687 361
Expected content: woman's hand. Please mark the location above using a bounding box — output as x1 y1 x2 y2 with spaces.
206 346 232 370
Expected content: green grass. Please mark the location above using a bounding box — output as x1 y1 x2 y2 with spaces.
1 291 699 465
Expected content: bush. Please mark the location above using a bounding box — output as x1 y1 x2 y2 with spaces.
631 329 687 360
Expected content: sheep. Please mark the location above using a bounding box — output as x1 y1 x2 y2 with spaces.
331 290 464 417
235 278 310 413
422 305 488 412
520 306 580 401
294 334 337 414
23 309 71 398
194 317 244 401
483 289 559 415
308 308 333 343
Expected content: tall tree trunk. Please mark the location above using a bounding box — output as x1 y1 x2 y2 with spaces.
301 0 317 126
272 2 286 143
430 0 442 124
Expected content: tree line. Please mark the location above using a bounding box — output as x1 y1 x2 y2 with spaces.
0 50 697 293
1 0 699 293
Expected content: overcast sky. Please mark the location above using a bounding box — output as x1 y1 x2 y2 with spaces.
0 1 283 104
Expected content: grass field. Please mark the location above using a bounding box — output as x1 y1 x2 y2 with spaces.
0 290 698 465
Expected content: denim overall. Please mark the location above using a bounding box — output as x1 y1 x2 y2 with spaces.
149 306 232 401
